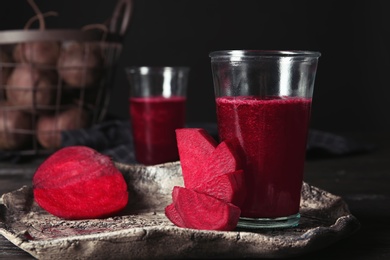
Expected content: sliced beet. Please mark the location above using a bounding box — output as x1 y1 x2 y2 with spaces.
203 141 242 183
185 140 242 189
172 186 241 231
193 170 246 208
165 186 186 228
170 128 245 231
165 203 186 228
176 128 218 187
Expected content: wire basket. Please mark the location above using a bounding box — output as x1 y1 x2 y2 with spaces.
0 0 132 156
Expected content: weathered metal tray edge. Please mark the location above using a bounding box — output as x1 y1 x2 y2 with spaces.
0 161 361 259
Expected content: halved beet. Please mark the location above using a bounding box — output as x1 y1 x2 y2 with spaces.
176 128 218 187
171 186 241 231
193 170 246 208
33 146 128 220
34 173 128 219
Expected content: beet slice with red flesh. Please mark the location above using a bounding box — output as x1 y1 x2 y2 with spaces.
185 140 242 189
193 170 246 208
201 141 242 184
171 128 244 230
165 203 186 228
176 128 218 187
165 186 186 228
33 146 129 220
172 186 241 231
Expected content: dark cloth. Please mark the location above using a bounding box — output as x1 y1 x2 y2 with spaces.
62 120 136 164
306 129 375 159
0 120 375 164
0 151 22 163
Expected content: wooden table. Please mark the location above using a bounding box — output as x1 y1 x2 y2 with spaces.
1 132 389 259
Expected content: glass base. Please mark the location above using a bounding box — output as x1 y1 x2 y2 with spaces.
237 213 300 229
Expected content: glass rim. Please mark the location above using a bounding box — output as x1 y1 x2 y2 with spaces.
125 66 190 74
209 50 321 59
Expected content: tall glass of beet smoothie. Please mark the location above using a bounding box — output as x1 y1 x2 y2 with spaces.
126 67 189 165
210 50 320 229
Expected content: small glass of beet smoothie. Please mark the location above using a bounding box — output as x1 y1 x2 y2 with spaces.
126 66 189 165
209 50 320 229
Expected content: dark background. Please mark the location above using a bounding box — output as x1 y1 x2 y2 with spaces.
1 0 389 134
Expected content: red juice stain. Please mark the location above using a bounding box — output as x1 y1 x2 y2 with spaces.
216 96 312 218
129 96 186 165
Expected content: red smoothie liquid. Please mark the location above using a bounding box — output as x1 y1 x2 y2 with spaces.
129 96 186 165
216 96 311 218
